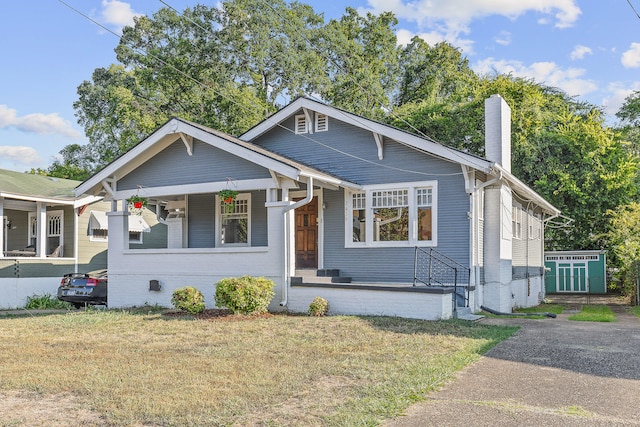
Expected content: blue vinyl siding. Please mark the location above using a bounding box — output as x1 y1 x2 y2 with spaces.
118 140 271 190
187 191 268 248
188 193 215 248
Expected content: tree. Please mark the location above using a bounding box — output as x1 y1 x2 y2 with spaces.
319 7 400 118
604 202 640 295
396 38 477 106
391 74 639 250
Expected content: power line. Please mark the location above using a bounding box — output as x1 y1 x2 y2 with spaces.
627 0 640 20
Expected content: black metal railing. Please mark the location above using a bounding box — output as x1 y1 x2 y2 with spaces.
413 247 471 312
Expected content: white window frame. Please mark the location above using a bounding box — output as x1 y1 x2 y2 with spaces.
294 114 308 134
88 211 145 244
345 181 437 248
28 210 64 254
216 193 251 247
512 205 522 240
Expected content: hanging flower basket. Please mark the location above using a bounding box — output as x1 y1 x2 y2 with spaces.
219 189 238 213
127 195 148 215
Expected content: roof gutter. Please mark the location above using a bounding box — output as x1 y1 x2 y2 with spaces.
280 176 314 307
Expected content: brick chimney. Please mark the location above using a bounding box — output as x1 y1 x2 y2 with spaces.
484 94 511 172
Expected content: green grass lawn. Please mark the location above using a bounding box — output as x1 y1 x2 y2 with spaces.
567 304 616 322
0 309 517 426
629 306 640 318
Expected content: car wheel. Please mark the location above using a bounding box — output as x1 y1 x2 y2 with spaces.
73 303 85 309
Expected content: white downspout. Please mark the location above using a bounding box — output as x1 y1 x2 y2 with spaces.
280 176 314 307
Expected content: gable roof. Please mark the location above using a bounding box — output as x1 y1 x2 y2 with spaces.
240 96 494 173
75 117 359 198
240 96 559 216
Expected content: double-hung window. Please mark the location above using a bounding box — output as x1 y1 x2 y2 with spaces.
346 182 437 247
217 193 250 246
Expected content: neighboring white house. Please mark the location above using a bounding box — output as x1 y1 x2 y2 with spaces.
75 95 560 320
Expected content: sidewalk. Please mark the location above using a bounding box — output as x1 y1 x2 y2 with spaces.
384 300 640 426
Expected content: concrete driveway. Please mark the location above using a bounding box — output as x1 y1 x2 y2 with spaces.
384 297 640 426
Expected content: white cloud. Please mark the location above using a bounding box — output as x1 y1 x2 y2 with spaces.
621 42 640 68
602 82 640 118
473 58 597 97
100 0 143 33
395 28 475 53
494 31 511 46
0 105 82 138
0 146 42 166
570 45 592 60
360 0 581 32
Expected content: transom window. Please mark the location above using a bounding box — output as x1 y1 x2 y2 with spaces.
346 182 437 247
217 193 250 246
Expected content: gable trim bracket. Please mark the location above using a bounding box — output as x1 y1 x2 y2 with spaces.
302 108 314 134
179 132 193 156
373 133 384 160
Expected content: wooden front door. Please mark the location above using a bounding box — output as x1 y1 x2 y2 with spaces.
295 198 318 269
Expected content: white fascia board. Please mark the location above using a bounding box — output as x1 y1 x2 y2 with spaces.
495 164 560 216
0 192 75 206
240 97 493 172
299 170 360 190
112 178 277 200
74 195 104 208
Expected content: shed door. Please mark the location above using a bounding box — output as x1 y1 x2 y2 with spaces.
295 198 318 269
557 262 587 293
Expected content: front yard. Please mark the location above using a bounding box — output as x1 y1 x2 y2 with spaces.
0 309 516 426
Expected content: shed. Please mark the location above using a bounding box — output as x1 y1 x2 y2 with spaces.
544 250 607 294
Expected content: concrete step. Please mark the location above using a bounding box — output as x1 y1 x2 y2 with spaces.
455 306 484 321
293 269 352 284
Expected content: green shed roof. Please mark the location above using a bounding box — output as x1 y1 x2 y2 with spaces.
0 169 81 201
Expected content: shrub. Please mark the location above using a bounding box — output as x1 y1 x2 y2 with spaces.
171 286 205 314
214 276 275 315
25 293 72 310
308 297 330 316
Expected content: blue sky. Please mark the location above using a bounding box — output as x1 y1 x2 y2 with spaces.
1 0 639 172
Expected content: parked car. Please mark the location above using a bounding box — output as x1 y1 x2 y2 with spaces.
57 270 107 309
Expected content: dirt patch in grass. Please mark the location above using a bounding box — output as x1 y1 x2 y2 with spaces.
162 308 276 320
0 391 107 426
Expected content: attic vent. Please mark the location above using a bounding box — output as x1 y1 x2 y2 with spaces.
294 114 308 134
315 113 328 132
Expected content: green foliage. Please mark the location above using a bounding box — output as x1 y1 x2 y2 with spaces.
25 294 72 310
308 296 330 316
171 286 205 314
214 276 275 315
603 202 640 296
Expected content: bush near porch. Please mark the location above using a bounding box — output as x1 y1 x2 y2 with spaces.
0 310 516 426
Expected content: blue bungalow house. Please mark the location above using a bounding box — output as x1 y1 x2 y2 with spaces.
75 95 560 320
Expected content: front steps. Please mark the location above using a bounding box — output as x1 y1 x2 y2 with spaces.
291 269 352 285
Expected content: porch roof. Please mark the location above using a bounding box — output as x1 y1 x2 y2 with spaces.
75 117 359 199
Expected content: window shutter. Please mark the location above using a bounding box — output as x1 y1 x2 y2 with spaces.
295 115 307 134
315 113 328 132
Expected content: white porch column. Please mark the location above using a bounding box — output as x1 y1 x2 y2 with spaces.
36 202 47 257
